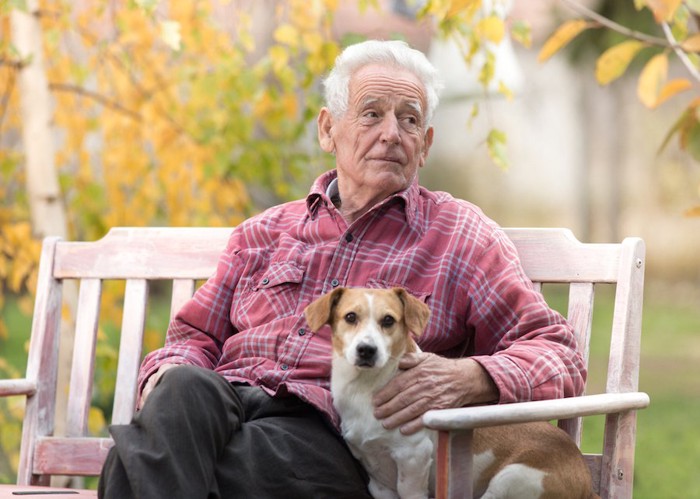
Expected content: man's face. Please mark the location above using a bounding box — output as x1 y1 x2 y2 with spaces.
319 64 433 205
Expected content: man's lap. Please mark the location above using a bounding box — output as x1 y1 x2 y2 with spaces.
100 365 371 499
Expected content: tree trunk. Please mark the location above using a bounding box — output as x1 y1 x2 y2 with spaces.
10 1 77 487
10 2 67 237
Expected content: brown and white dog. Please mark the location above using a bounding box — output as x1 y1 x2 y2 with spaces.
305 287 598 499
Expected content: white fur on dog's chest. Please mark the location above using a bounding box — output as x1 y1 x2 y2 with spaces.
332 359 435 499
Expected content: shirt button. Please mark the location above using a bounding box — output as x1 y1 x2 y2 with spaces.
261 277 270 285
298 328 306 336
280 364 289 371
345 233 353 243
331 278 340 287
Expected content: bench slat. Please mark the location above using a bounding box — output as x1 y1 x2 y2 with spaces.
34 437 113 476
66 279 101 437
112 279 148 425
506 228 622 283
171 279 196 321
54 227 231 279
0 379 37 396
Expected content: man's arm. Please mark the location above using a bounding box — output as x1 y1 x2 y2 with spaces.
136 239 241 403
373 229 586 435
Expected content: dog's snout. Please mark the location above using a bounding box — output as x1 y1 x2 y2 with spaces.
356 343 377 365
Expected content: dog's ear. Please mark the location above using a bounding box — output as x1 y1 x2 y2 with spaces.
393 288 430 335
304 288 346 332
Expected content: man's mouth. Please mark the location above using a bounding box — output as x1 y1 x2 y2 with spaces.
371 156 402 164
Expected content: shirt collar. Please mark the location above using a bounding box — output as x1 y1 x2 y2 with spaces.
306 169 420 226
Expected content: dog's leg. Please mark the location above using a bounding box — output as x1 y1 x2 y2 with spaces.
348 441 399 499
392 437 433 499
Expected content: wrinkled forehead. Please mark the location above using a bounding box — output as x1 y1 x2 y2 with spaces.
348 64 427 114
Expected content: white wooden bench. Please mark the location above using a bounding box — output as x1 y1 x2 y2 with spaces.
0 227 649 498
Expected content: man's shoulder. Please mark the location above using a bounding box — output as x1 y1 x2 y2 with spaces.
241 199 309 226
418 187 493 225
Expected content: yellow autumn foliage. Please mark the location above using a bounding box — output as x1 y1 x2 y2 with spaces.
538 19 593 63
538 1 700 177
0 0 526 480
595 40 646 86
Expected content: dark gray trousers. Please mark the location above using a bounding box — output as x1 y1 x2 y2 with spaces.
98 365 371 499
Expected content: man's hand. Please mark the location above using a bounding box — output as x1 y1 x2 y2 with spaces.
372 353 498 435
139 363 179 408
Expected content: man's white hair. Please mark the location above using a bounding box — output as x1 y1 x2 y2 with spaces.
322 40 443 129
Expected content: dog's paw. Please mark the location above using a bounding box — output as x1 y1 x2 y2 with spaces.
368 479 400 499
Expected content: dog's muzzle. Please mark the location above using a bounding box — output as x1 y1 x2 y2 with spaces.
355 342 378 367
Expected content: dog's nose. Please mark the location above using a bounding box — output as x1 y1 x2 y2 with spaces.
356 343 377 365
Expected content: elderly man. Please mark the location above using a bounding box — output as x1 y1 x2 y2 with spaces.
99 40 586 499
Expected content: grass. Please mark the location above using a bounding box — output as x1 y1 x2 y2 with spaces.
543 283 700 499
1 282 699 496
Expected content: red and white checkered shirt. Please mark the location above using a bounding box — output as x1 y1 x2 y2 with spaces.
139 170 586 429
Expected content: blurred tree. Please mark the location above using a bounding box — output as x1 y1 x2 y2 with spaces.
0 0 340 481
0 0 524 482
539 0 700 215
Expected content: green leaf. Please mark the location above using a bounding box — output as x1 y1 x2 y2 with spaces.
134 0 158 14
685 122 700 161
510 20 532 49
486 129 508 170
2 0 28 14
658 106 692 155
478 50 496 87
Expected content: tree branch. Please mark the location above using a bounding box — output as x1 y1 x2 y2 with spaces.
0 57 24 70
661 22 700 83
48 83 143 121
560 0 669 47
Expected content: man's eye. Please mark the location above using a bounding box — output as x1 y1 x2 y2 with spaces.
401 115 420 127
381 315 396 328
345 312 357 324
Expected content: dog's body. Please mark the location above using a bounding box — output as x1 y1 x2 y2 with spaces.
305 287 598 499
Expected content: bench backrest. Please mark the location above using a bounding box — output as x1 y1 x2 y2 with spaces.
7 227 645 493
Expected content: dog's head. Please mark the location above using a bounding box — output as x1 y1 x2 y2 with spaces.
305 287 430 369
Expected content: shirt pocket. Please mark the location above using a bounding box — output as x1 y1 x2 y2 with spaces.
232 262 306 330
365 277 443 345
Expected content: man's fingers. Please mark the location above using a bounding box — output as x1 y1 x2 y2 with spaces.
372 352 427 408
139 363 179 408
375 390 430 431
397 351 423 370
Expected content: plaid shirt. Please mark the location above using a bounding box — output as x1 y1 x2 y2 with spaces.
140 170 586 429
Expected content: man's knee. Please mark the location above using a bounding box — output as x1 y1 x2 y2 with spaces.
154 364 226 396
144 364 242 420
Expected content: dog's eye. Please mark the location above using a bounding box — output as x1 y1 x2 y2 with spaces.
345 312 357 324
381 315 395 328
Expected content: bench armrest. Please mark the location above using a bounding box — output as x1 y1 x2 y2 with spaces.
0 378 37 397
423 392 650 431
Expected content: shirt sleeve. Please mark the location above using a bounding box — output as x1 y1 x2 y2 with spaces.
137 236 241 394
466 229 587 403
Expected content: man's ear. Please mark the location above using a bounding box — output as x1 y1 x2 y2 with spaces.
419 126 434 168
317 107 336 153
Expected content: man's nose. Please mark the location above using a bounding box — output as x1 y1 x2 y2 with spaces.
379 115 401 145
